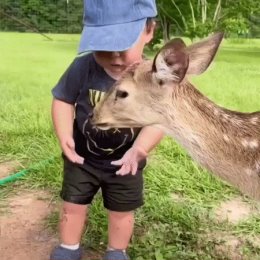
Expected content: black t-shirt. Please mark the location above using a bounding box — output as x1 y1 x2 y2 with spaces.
52 53 145 171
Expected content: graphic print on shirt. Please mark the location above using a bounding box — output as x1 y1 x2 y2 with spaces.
83 89 135 156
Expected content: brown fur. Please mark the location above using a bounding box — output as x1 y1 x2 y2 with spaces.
92 33 260 200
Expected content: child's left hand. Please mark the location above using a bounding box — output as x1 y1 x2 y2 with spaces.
111 146 147 175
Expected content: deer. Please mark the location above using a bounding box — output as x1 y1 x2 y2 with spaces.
92 32 260 200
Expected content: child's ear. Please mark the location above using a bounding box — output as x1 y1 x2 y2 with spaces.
145 20 156 43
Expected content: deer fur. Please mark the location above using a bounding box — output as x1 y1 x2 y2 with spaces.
92 33 260 200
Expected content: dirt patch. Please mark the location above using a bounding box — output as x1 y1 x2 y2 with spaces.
201 232 260 260
215 197 255 224
201 232 245 260
0 190 58 260
0 160 21 179
214 234 244 260
0 190 102 260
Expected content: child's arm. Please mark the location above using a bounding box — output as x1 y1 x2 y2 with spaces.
111 126 164 175
52 98 84 164
133 125 164 153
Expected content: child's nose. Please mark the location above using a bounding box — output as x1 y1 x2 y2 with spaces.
112 52 120 57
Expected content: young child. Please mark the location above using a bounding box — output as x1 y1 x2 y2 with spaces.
50 1 163 260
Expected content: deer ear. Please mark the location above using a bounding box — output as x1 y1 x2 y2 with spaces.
186 32 224 75
152 38 189 84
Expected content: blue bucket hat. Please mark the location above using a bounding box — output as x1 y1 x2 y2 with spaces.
78 0 157 53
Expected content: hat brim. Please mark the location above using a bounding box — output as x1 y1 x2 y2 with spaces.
78 18 147 53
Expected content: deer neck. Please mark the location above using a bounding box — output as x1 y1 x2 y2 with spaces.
158 81 260 184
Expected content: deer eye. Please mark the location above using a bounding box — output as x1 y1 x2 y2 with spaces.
115 90 128 99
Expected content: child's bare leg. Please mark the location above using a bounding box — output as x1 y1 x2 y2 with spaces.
107 210 134 249
60 201 88 245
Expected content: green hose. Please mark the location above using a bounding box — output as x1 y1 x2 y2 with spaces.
0 157 56 186
0 168 29 185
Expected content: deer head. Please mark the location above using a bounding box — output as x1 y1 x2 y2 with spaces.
92 32 224 130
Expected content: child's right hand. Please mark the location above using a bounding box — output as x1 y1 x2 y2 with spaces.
60 136 84 164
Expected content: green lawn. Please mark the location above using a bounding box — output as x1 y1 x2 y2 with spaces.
0 32 260 260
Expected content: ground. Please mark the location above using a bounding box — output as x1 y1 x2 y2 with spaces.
0 162 102 260
0 162 259 260
0 190 58 260
0 193 257 260
0 189 102 260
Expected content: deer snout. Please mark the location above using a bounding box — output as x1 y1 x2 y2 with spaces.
90 109 111 130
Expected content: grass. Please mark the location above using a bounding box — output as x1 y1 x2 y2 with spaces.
0 32 260 259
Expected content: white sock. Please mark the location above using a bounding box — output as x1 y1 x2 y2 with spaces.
107 246 126 252
60 243 80 250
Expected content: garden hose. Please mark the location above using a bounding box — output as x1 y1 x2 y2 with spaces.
0 156 56 186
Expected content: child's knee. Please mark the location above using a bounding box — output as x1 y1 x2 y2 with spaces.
61 201 88 217
108 210 134 220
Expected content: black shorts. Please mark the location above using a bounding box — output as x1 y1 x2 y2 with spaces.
60 156 144 212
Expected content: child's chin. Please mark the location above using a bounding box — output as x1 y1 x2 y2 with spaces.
110 65 125 72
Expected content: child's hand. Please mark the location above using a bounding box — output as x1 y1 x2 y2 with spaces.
111 146 147 175
60 136 84 164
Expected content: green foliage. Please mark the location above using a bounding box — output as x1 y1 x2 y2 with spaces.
185 20 214 39
249 13 260 38
221 17 249 37
0 0 83 33
155 0 260 43
1 0 260 41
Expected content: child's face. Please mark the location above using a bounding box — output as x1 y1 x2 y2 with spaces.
94 24 155 79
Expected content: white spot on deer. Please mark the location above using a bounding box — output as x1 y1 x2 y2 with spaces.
241 139 259 149
250 117 258 125
214 109 220 116
255 161 260 171
221 113 236 124
183 100 192 110
245 168 254 176
241 139 248 148
249 140 259 149
189 132 202 144
223 134 230 142
233 119 243 127
206 103 213 109
223 114 231 120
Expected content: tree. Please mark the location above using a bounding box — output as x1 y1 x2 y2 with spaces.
155 0 260 42
0 0 83 33
0 0 259 39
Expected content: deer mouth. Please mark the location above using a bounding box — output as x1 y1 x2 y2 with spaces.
92 115 144 129
94 122 112 130
94 120 142 130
